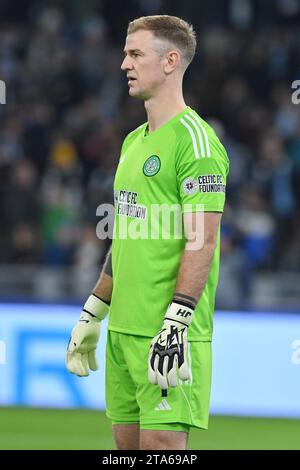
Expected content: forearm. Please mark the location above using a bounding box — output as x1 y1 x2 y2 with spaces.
149 243 216 391
92 247 113 303
174 242 216 307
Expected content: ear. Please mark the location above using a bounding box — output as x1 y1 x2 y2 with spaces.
164 50 181 74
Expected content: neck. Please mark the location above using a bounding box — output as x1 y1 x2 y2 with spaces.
144 83 187 133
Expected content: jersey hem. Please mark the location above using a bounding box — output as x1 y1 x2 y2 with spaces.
106 411 140 423
182 205 224 213
140 417 208 430
108 324 212 342
106 412 208 430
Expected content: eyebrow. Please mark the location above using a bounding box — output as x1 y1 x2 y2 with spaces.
123 48 144 55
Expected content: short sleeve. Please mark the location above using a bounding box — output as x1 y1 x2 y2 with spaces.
176 125 229 213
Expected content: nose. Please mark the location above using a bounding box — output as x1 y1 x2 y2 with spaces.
121 55 132 72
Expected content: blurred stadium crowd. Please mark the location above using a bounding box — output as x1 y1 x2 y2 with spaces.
0 0 300 306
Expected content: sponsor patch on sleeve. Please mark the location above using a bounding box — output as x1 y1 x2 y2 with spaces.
183 175 226 195
198 174 226 193
182 177 198 195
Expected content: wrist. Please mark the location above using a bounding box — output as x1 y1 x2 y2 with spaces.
82 294 109 321
163 300 194 328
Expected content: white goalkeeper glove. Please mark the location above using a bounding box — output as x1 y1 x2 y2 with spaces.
66 294 109 377
148 300 194 393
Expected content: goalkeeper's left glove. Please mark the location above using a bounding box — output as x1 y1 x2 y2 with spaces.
148 300 194 392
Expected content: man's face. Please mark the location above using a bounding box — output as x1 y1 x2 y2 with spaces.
121 30 167 100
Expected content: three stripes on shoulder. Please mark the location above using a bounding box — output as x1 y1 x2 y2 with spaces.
180 110 211 159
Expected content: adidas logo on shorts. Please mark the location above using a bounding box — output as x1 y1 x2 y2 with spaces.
154 399 172 411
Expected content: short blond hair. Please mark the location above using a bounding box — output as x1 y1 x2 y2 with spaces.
127 15 197 71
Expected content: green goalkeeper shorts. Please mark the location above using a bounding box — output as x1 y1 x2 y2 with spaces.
105 330 212 432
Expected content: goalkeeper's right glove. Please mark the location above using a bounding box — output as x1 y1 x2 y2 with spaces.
66 294 109 377
148 300 194 393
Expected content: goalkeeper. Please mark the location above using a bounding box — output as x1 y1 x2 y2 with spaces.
67 15 229 450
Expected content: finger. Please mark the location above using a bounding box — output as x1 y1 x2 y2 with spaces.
179 362 190 381
168 354 178 387
80 353 90 377
88 350 98 371
66 351 76 374
157 355 169 390
178 336 190 381
71 353 89 377
66 352 81 375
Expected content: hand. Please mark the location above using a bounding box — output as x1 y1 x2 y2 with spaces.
148 322 190 390
148 300 194 392
66 294 109 377
66 311 101 377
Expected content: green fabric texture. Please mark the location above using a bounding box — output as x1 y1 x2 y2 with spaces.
109 106 229 340
105 331 212 430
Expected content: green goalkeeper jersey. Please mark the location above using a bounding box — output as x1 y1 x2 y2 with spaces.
108 106 229 341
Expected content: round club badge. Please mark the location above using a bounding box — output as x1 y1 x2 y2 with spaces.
143 155 161 177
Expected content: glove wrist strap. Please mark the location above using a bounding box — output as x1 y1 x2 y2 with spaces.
83 294 109 321
163 300 194 328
